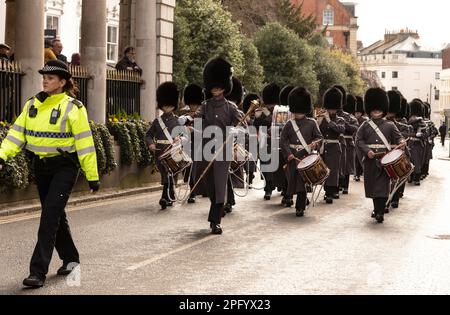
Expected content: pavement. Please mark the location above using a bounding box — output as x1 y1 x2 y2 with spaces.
0 142 450 295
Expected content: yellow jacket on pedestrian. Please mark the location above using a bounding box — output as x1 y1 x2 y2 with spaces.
0 92 99 181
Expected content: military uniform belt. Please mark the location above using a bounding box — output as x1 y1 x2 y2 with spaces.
367 144 387 149
289 144 305 150
156 140 171 145
324 139 340 144
343 135 353 139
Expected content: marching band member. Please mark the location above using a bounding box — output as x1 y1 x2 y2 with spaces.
422 102 438 180
319 87 346 204
254 83 285 201
242 93 261 187
200 57 243 235
333 85 348 195
386 90 412 209
280 87 323 217
341 94 359 194
355 88 405 223
181 83 205 203
408 99 428 186
146 82 181 210
354 96 367 182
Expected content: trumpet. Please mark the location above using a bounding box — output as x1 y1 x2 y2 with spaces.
315 109 328 118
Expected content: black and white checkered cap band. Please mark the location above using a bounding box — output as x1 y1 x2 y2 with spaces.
40 66 70 74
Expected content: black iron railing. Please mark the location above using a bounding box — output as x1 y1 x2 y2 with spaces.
0 60 23 122
106 69 142 116
69 65 89 107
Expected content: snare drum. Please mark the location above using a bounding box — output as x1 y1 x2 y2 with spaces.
230 143 251 172
273 105 290 126
380 149 414 180
159 143 192 175
297 153 330 186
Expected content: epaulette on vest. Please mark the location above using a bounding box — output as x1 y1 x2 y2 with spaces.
68 98 83 108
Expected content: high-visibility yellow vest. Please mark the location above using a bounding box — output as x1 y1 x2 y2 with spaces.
0 92 99 181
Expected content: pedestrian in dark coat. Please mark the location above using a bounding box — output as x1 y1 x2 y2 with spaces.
407 99 428 185
340 94 359 194
254 83 286 201
319 87 346 204
356 88 405 223
439 122 448 147
280 87 323 217
181 83 205 203
200 57 243 235
146 82 181 210
354 96 367 181
115 46 143 75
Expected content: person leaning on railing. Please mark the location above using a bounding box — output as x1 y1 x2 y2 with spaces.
0 60 100 289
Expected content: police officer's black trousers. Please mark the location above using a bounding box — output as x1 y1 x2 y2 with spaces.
30 156 79 279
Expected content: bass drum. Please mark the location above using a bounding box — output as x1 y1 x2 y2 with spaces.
297 153 330 186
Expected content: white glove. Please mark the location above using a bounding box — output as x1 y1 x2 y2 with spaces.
262 108 271 116
254 109 262 118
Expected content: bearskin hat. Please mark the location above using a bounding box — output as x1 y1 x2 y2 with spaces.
183 83 204 106
409 99 424 117
203 57 233 95
355 96 365 114
279 85 294 106
157 81 179 110
398 97 408 119
288 87 313 114
227 77 244 106
364 88 389 116
262 83 281 105
242 93 260 114
387 90 402 114
323 87 343 110
344 94 356 114
333 84 347 107
423 102 431 119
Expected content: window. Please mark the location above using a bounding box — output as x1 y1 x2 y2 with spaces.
381 72 386 79
46 15 60 36
392 87 398 91
436 72 441 80
413 72 420 80
392 71 398 78
323 8 334 26
107 26 118 62
435 90 440 101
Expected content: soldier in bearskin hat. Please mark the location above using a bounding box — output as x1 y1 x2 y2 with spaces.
242 93 261 187
280 87 323 217
355 88 405 223
254 83 286 201
422 102 438 180
354 96 367 181
200 56 243 234
319 87 346 204
181 83 206 203
341 93 359 194
408 99 428 186
146 82 181 210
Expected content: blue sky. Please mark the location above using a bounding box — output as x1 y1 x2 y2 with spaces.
354 0 450 49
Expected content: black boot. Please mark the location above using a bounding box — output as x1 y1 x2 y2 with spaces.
264 191 272 200
159 199 168 210
325 195 333 204
23 275 45 288
296 209 304 217
354 176 360 182
210 222 223 235
285 198 294 207
188 196 196 204
224 203 233 213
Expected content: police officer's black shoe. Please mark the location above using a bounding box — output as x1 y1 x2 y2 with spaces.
342 189 349 195
375 214 384 223
23 275 45 288
296 209 304 217
211 224 223 235
187 197 196 204
57 263 78 276
285 198 294 207
159 199 168 210
224 203 232 213
264 192 271 200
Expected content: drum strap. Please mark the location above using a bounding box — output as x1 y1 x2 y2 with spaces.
290 119 311 154
158 117 174 145
368 120 391 151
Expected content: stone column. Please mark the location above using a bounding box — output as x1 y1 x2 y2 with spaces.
118 0 132 58
5 0 16 49
135 0 157 121
156 0 175 84
81 0 107 123
15 0 44 104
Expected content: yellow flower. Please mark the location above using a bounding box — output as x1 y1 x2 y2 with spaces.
113 118 119 122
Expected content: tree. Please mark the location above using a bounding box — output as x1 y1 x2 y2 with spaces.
239 36 264 93
254 22 319 97
173 0 244 88
277 0 317 40
330 49 365 96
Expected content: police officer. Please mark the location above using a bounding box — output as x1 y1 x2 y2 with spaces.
0 60 99 288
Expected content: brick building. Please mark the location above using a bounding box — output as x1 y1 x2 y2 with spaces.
291 0 358 55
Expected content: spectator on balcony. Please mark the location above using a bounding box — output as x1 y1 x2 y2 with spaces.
115 46 142 75
0 43 11 61
44 39 57 64
70 53 81 66
51 39 68 64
